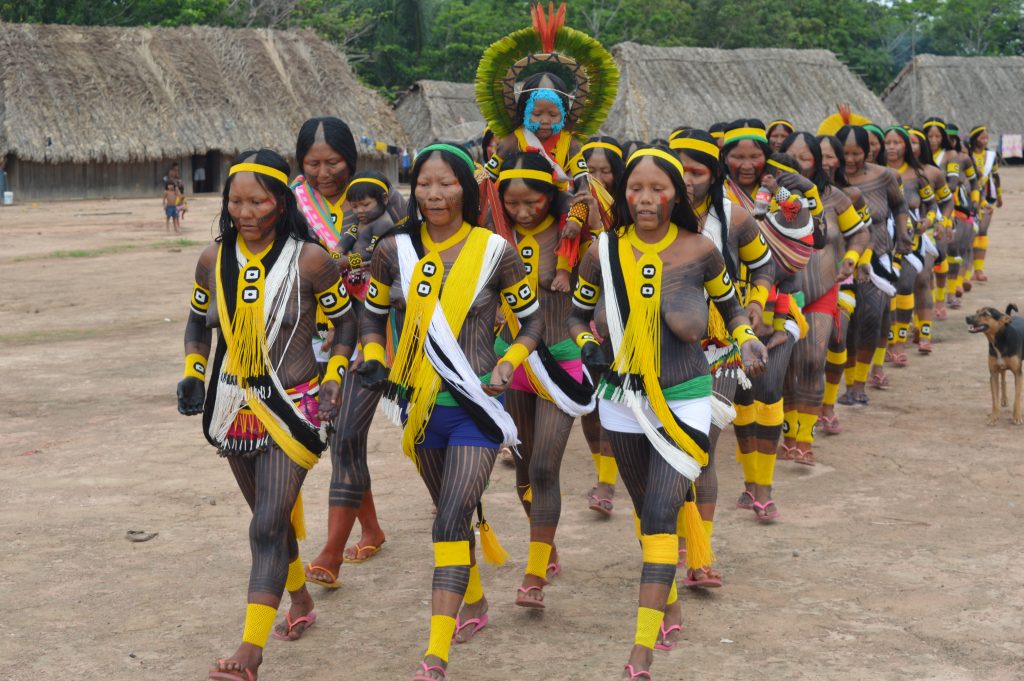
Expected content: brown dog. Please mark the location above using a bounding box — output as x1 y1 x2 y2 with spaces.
966 304 1024 425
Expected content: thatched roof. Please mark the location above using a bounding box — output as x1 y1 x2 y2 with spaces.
882 55 1024 136
605 43 894 141
0 23 407 163
393 80 484 148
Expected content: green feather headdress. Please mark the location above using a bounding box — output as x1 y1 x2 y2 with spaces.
475 2 619 138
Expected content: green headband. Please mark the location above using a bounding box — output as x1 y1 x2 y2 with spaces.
862 124 884 138
884 125 910 140
417 143 475 171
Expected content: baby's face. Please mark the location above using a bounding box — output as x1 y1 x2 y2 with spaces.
352 196 383 224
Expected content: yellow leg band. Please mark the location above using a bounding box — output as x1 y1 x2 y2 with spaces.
917 319 932 340
702 520 713 539
795 412 818 444
823 380 840 407
932 286 944 303
854 361 871 384
739 446 757 484
285 556 305 592
755 400 784 427
666 580 679 606
783 409 798 439
241 603 278 648
634 607 665 650
826 350 846 366
894 294 915 311
734 402 755 427
525 541 553 579
873 346 887 368
464 564 484 605
892 322 910 344
425 615 457 663
947 278 958 295
434 540 471 568
640 533 679 565
844 366 856 385
756 451 777 486
598 455 618 485
973 259 985 271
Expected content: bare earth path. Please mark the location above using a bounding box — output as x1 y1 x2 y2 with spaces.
1 172 1022 681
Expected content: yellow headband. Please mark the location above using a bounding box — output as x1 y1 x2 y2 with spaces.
909 129 926 141
229 162 289 186
768 119 795 132
669 137 721 160
581 141 623 158
710 130 725 139
723 126 768 146
626 148 685 180
767 159 798 174
498 169 555 185
923 120 945 130
347 177 389 195
970 125 987 137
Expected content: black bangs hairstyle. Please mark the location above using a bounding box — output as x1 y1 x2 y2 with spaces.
515 72 571 127
779 132 830 192
614 146 699 234
909 130 937 167
220 149 316 245
672 129 736 277
922 117 951 152
481 127 497 156
621 140 644 158
406 143 480 230
582 135 625 188
863 125 886 164
497 150 560 216
346 170 391 205
969 125 987 150
838 125 871 160
708 121 727 136
721 118 771 168
295 116 358 173
818 134 850 187
650 138 670 147
884 126 924 173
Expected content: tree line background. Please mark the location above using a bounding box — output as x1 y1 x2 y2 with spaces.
3 0 1021 97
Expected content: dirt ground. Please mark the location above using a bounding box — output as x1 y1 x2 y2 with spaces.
1 171 1023 681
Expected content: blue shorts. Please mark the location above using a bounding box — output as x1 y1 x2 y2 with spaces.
418 404 503 450
165 205 178 218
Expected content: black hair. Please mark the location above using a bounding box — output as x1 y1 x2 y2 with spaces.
406 143 480 229
515 72 571 128
818 134 850 188
837 125 871 163
481 127 496 156
614 145 699 234
219 149 317 245
909 130 937 167
346 170 391 205
582 135 625 189
862 125 886 164
621 140 644 158
922 117 951 152
497 151 561 220
295 116 358 174
969 125 987 151
768 121 795 136
884 126 925 176
669 125 691 140
650 138 670 147
721 118 771 175
672 129 736 277
708 122 727 137
779 132 829 192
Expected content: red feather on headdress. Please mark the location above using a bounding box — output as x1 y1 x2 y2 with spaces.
531 2 566 53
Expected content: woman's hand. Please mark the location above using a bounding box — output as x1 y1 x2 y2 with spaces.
317 380 341 421
356 360 388 391
837 256 856 282
483 361 515 396
745 302 763 332
177 377 205 415
741 339 769 378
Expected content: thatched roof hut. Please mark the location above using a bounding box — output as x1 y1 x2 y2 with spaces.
882 55 1024 140
605 43 894 141
393 80 485 149
0 23 408 200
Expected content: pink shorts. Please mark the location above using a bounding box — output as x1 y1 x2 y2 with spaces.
509 359 584 393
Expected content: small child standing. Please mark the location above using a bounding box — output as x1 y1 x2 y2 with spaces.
162 182 180 232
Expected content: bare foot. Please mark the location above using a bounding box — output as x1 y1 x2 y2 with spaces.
621 645 654 679
656 600 683 650
551 269 571 293
587 482 614 515
453 596 488 644
515 573 546 608
211 642 261 680
305 547 343 586
273 587 315 641
412 656 447 680
343 532 386 563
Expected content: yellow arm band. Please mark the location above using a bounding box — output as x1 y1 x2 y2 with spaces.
576 330 598 348
568 151 589 180
183 353 207 381
837 205 861 235
483 152 503 180
926 210 936 224
970 189 980 204
737 231 771 268
918 184 935 201
323 354 349 384
936 184 952 202
501 276 539 319
746 284 769 309
843 250 860 265
315 279 352 320
190 282 211 315
572 275 601 310
364 277 391 315
704 266 737 304
501 342 530 371
363 342 386 365
858 248 873 267
945 162 960 177
732 324 757 348
964 164 976 178
803 183 823 217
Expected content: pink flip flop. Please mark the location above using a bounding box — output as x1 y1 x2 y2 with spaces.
819 413 842 435
452 612 488 644
753 500 781 523
271 610 317 641
515 585 545 609
736 490 755 510
209 663 256 681
681 567 722 588
587 491 614 517
546 562 562 580
412 662 447 680
624 664 653 679
654 621 683 651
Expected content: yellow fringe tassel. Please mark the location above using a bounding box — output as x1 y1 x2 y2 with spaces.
479 520 508 566
683 499 715 569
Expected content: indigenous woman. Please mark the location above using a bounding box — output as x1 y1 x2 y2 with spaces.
580 135 625 515
864 124 886 166
670 129 773 583
923 117 960 321
908 127 954 352
357 144 543 680
568 147 767 679
767 119 796 153
817 134 867 437
836 125 909 406
178 149 356 681
291 117 390 588
944 123 981 306
495 151 597 608
968 125 1001 282
777 132 870 464
878 126 939 371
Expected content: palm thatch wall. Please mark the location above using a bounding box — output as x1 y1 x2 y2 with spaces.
882 55 1024 138
393 80 484 149
605 43 894 141
0 23 408 200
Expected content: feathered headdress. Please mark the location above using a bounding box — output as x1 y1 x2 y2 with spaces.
817 103 873 136
475 2 619 138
